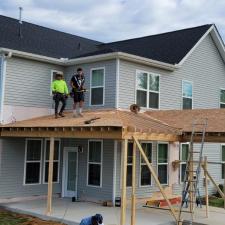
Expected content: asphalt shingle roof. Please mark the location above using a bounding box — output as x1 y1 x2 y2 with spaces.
0 15 212 64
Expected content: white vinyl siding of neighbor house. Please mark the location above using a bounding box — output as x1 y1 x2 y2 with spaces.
64 60 117 110
4 57 64 108
118 34 225 110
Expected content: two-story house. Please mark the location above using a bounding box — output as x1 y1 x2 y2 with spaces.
0 15 225 212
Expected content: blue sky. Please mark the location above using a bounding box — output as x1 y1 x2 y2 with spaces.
0 0 225 43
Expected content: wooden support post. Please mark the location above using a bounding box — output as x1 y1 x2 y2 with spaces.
120 139 128 225
202 164 225 199
204 156 209 218
131 141 136 225
133 136 178 223
46 137 54 215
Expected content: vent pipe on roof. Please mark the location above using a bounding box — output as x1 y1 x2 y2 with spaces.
18 7 23 38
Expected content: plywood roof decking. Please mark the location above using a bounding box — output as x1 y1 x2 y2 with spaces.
146 108 225 133
0 110 181 135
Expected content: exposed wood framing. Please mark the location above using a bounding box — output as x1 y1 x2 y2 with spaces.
131 141 136 225
181 133 225 143
133 136 178 223
46 137 54 215
120 139 128 225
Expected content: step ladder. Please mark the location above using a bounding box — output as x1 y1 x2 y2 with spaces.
178 118 208 222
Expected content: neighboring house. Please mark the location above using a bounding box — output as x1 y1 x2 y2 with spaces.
0 14 225 206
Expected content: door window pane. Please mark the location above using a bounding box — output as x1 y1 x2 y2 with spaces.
67 152 77 191
183 98 192 109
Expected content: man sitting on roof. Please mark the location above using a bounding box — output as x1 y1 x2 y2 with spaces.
51 73 69 119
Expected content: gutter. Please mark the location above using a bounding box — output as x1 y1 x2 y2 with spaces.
0 48 178 71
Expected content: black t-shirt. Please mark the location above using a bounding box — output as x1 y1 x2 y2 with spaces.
71 74 85 91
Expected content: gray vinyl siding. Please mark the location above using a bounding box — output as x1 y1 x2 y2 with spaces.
4 57 64 108
118 34 225 110
0 57 3 110
0 138 62 198
62 138 114 202
64 60 117 110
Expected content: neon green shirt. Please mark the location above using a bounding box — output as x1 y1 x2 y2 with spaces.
51 79 69 94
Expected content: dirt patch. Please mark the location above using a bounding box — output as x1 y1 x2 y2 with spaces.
0 207 67 225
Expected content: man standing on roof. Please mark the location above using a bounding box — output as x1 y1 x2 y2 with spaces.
51 73 69 119
70 68 85 117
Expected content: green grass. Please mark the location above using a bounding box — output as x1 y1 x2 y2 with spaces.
209 197 224 208
0 210 29 225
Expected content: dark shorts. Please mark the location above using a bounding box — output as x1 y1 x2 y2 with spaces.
73 92 84 103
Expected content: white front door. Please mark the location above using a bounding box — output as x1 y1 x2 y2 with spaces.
62 147 78 198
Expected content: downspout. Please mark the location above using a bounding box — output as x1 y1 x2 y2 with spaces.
0 51 12 124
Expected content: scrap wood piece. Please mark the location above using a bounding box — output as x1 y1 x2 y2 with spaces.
84 117 101 124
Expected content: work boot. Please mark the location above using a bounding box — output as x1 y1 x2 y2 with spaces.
78 112 83 117
55 114 59 119
59 112 65 117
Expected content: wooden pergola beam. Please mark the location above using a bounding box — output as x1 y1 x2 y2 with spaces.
181 134 225 143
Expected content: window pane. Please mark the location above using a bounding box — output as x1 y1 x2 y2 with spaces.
25 162 40 184
141 165 151 186
149 74 159 91
137 72 147 90
141 143 152 163
183 81 192 98
89 142 101 163
91 88 103 105
136 90 147 107
88 164 101 186
26 140 42 161
182 144 189 161
45 140 60 160
181 164 186 182
158 165 168 184
45 162 59 182
127 143 133 164
220 90 225 103
127 165 132 187
149 92 159 109
221 104 225 108
183 97 192 109
222 146 225 161
158 144 168 163
91 69 104 86
222 164 225 179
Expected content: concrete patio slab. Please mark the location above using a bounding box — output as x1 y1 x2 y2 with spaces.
2 197 225 225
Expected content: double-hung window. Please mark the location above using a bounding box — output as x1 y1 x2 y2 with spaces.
157 143 168 184
220 89 225 108
90 68 105 106
140 143 152 186
182 80 193 109
24 139 42 185
44 139 60 183
180 143 189 183
88 140 103 187
222 145 225 179
127 142 133 187
136 71 160 109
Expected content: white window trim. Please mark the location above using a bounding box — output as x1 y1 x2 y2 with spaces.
87 139 103 188
50 70 63 96
221 144 225 179
182 80 193 109
89 67 105 107
135 69 160 110
43 138 61 184
220 88 225 108
179 142 189 184
139 141 153 187
23 138 43 186
157 142 169 185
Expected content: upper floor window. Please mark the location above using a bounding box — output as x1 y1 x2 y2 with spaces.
90 68 105 106
182 80 193 109
157 143 168 185
180 143 189 183
222 145 225 179
136 71 159 109
24 139 42 185
140 143 152 186
220 89 225 108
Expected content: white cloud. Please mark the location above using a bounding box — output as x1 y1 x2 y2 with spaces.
0 0 224 42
